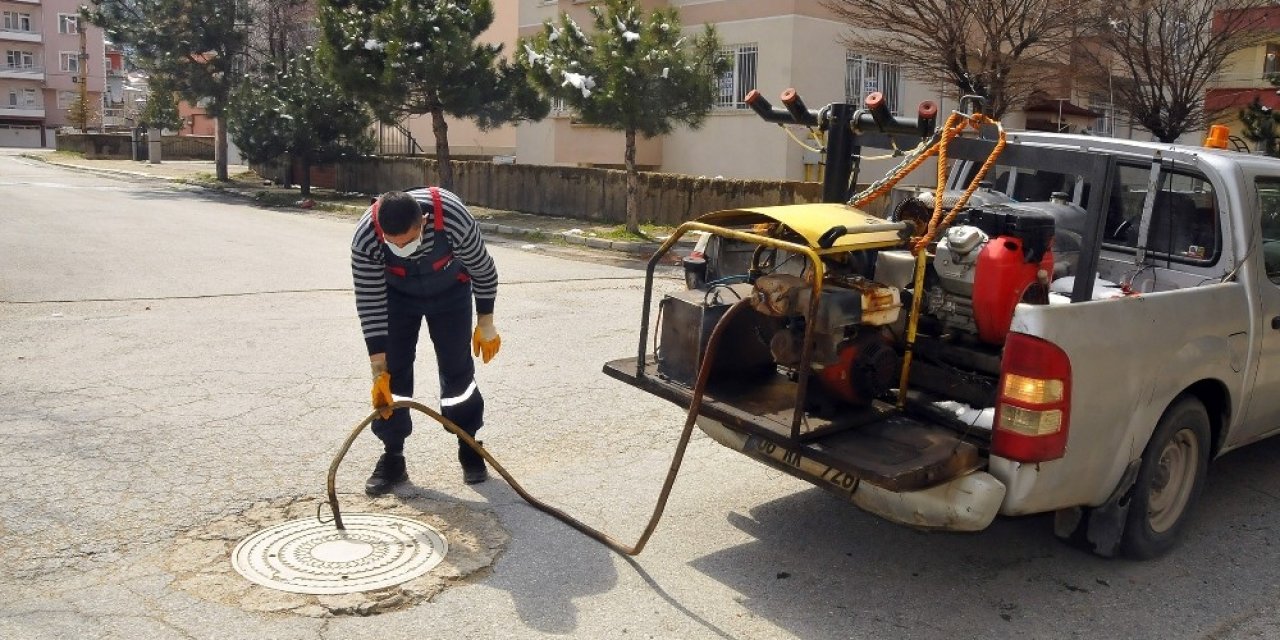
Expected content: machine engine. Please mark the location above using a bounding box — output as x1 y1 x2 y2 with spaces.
918 202 1074 345
748 272 903 406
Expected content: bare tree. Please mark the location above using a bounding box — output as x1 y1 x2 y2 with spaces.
1083 0 1270 142
821 0 1090 118
244 0 316 72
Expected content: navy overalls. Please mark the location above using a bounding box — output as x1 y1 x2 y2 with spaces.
372 187 483 454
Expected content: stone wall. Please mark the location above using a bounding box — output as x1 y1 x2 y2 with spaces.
56 133 216 161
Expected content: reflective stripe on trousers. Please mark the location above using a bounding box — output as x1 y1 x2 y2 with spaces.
372 284 484 453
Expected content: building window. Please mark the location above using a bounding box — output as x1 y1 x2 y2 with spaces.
1089 95 1115 136
8 88 37 107
5 50 35 69
57 90 76 109
846 52 903 114
59 14 80 35
1266 43 1280 78
716 43 758 109
3 11 33 32
60 52 80 73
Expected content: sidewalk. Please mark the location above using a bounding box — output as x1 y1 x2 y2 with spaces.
23 152 691 255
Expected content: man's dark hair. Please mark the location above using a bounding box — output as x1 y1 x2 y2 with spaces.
378 191 423 235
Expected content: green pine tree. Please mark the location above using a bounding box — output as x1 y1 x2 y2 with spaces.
85 0 248 180
230 49 374 197
140 75 183 132
67 91 97 132
317 0 548 191
1240 95 1280 157
520 0 727 234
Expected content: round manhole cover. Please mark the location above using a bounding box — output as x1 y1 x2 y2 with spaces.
232 513 447 595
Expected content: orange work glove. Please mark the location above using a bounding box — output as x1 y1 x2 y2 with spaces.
370 357 393 419
472 314 501 364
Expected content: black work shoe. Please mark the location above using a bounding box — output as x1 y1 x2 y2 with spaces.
458 441 488 485
365 453 408 495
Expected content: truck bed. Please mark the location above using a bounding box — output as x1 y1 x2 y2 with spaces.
604 357 982 492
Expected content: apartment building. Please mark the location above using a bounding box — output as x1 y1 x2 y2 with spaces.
379 1 1142 180
0 0 105 147
515 0 941 180
102 40 131 129
512 0 1136 181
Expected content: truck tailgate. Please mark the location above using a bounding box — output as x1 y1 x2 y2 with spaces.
604 357 982 492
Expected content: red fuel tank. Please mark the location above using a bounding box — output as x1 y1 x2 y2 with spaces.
972 236 1053 345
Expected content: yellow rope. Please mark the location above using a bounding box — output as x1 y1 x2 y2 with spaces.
783 124 823 153
912 113 1006 254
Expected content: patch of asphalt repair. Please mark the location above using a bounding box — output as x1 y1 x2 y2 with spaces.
164 493 508 617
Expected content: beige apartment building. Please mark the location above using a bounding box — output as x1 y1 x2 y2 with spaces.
395 1 1140 180
495 1 1135 181
0 0 105 147
512 0 952 181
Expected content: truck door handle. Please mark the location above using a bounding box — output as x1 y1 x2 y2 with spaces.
1272 316 1280 330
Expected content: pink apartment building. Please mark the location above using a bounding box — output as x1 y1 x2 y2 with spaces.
0 0 105 147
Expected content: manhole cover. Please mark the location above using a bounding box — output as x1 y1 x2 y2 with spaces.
231 513 448 595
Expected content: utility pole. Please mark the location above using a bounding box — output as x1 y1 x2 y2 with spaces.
77 22 89 131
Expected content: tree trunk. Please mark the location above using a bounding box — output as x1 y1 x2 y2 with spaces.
430 106 453 191
215 116 229 181
279 154 292 189
300 156 311 197
624 127 639 235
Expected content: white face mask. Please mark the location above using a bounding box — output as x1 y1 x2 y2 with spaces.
385 236 421 258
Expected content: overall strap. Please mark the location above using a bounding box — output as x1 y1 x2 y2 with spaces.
370 198 385 242
429 187 445 233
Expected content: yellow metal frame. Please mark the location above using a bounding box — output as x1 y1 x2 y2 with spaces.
638 207 908 438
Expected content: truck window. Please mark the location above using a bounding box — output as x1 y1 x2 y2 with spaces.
1148 171 1219 265
1104 166 1220 265
985 166 1080 202
1256 177 1280 284
1103 164 1154 248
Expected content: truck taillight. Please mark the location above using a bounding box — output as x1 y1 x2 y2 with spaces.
992 333 1072 463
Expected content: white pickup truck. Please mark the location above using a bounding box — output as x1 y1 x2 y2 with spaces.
606 123 1280 559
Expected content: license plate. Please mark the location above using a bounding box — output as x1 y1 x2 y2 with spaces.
744 435 860 497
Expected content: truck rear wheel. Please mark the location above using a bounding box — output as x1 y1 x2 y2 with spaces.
1121 397 1210 559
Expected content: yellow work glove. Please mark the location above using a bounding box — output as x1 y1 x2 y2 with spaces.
370 356 393 419
472 314 501 364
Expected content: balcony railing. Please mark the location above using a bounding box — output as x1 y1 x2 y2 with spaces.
102 108 128 128
0 27 41 42
0 104 45 118
0 64 43 79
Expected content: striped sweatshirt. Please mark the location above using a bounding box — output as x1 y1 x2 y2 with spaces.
351 187 498 355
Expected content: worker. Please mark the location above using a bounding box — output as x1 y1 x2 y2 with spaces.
351 187 501 494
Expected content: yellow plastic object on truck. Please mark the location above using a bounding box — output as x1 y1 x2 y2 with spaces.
697 203 907 254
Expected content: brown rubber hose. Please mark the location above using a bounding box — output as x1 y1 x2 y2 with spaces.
325 298 751 557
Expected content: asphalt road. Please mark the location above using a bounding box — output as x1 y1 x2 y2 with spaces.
3 151 1280 639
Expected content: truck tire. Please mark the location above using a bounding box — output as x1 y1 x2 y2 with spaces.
1120 396 1210 559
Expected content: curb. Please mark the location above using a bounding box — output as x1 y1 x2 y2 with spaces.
24 155 198 184
474 221 681 255
28 155 693 256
